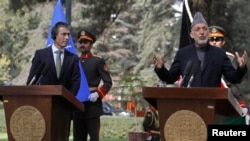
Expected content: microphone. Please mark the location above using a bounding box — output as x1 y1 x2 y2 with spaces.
187 61 201 88
180 60 193 87
35 63 52 85
27 63 45 85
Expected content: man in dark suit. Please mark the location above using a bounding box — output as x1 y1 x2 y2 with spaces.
73 30 112 141
27 21 80 95
153 12 248 88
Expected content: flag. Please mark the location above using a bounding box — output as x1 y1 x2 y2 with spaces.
46 0 90 102
179 0 193 48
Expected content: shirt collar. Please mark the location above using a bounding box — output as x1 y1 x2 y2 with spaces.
52 44 65 54
80 52 93 60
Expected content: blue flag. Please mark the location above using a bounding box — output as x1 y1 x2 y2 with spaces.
46 0 90 102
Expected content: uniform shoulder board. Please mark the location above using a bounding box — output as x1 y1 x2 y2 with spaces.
93 55 102 58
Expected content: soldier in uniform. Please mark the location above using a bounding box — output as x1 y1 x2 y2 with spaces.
209 26 237 68
143 105 161 141
209 25 248 125
73 30 113 141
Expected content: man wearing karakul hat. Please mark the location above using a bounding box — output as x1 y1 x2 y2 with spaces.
153 11 248 104
191 11 207 27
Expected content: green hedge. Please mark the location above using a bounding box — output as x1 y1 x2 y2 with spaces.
100 116 144 139
0 109 6 133
0 106 144 140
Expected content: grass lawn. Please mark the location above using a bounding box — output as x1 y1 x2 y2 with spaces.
0 133 7 141
0 106 144 140
0 134 127 141
0 133 130 141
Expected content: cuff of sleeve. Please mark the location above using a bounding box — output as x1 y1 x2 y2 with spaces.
97 87 108 98
154 65 166 73
239 100 246 108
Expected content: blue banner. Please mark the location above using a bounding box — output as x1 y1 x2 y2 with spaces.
46 0 90 102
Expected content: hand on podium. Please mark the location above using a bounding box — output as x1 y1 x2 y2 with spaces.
146 135 152 141
146 131 152 141
239 100 248 117
242 108 248 117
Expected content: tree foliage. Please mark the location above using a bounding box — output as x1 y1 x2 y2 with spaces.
210 0 250 53
209 0 250 95
0 0 40 84
75 0 130 36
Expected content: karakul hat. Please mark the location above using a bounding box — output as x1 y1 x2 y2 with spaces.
191 12 208 27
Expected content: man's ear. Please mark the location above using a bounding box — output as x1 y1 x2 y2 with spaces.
190 32 194 39
222 40 225 46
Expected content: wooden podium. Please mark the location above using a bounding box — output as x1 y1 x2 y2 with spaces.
142 87 238 141
0 85 84 141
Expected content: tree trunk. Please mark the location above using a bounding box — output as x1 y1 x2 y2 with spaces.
188 0 212 24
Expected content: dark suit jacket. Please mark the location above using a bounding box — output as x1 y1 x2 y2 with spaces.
155 43 247 87
27 47 80 95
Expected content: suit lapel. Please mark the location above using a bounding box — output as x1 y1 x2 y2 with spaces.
47 47 58 77
60 50 71 78
45 47 59 78
202 46 214 72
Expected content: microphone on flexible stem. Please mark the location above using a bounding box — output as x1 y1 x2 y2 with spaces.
187 61 201 88
27 63 45 85
35 63 52 85
180 60 193 87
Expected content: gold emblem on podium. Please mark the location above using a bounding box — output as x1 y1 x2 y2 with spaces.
164 110 207 141
10 105 46 141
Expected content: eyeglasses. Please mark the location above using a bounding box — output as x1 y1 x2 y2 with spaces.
79 39 91 44
209 37 223 42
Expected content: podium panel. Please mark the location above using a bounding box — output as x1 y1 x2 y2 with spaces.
0 85 84 141
142 87 237 141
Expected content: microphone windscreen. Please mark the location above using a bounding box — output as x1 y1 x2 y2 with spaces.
41 63 52 76
183 60 193 75
190 60 201 75
35 63 46 76
26 63 45 85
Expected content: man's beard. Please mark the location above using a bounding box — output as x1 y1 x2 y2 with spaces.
82 50 90 54
79 47 89 54
196 38 208 47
